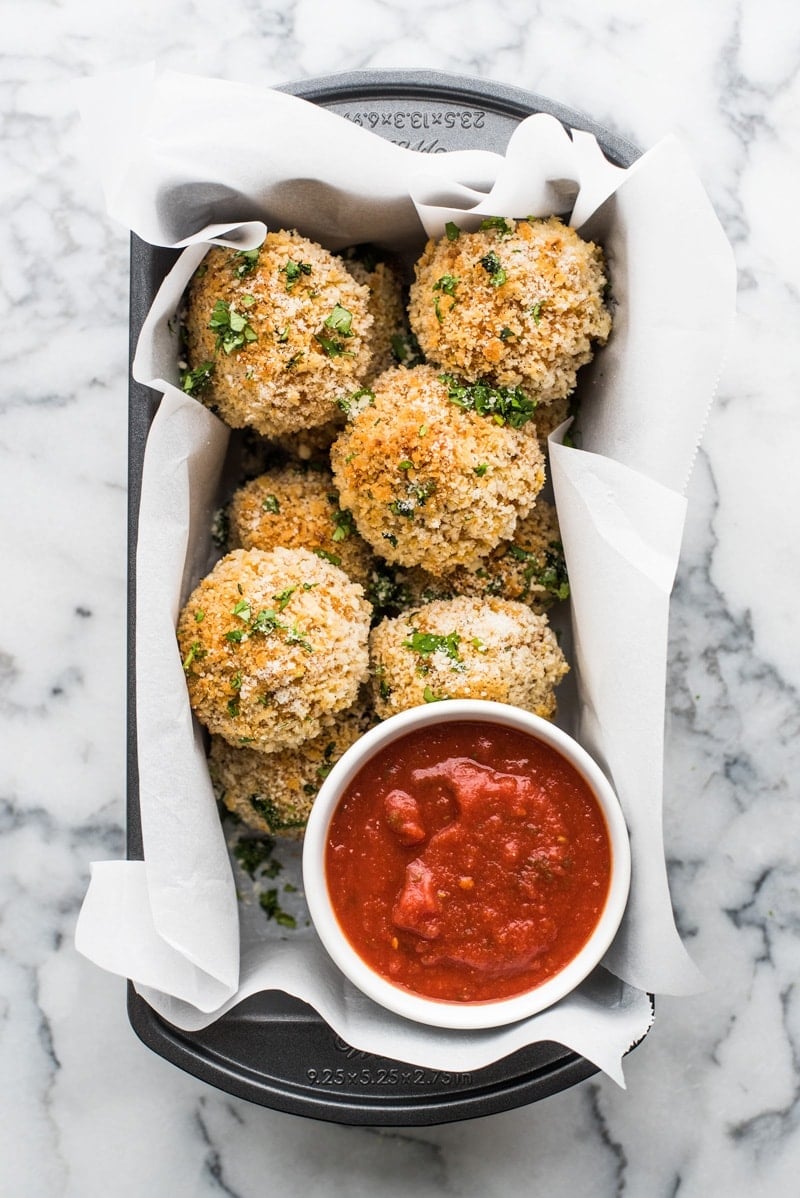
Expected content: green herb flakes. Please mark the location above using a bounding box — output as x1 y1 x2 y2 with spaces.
259 888 297 928
529 302 543 325
226 697 240 718
280 259 312 291
273 586 297 612
182 642 206 673
423 685 445 703
473 463 489 477
194 609 205 623
232 247 261 278
445 221 461 241
180 360 215 396
479 216 513 236
403 629 462 664
479 250 507 287
313 547 342 567
337 386 374 417
232 835 276 878
440 373 537 429
208 300 258 354
261 494 281 514
331 508 356 542
232 598 251 620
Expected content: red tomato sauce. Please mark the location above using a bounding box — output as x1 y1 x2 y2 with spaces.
325 721 612 1003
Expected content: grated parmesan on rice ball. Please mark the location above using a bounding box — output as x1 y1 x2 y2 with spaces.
398 499 569 613
408 216 611 403
177 547 371 752
208 692 375 838
370 596 568 720
227 464 375 588
183 231 375 438
330 365 545 573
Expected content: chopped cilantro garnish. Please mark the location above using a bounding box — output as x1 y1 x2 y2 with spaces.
433 274 459 297
474 463 489 476
280 259 312 291
232 835 276 878
499 327 515 342
388 479 436 521
383 532 398 548
313 547 342 567
337 386 374 416
324 304 354 336
379 679 392 701
226 697 240 718
285 625 314 653
273 586 296 612
418 424 428 437
208 300 257 354
331 508 356 542
440 373 537 428
445 221 461 241
259 888 297 928
403 629 462 664
230 671 243 692
249 794 306 833
398 460 414 471
261 494 281 514
232 598 251 620
479 216 513 236
225 629 246 644
276 324 290 343
194 609 205 623
241 294 256 308
508 543 570 599
285 352 304 370
182 641 206 672
232 247 261 278
251 608 285 635
479 250 507 287
423 685 445 703
529 302 543 325
180 360 215 396
315 333 352 358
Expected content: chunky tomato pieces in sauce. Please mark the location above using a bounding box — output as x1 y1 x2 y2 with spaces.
326 722 612 1003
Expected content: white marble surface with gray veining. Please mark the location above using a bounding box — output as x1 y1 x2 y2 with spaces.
2 1 799 1194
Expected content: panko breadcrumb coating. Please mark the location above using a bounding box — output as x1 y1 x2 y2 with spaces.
408 217 611 403
370 596 568 720
227 464 375 588
330 365 545 572
177 547 371 752
208 693 375 838
341 250 408 379
399 499 568 613
183 231 375 438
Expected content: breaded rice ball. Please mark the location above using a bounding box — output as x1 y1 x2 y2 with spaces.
341 251 408 380
330 365 545 572
408 216 611 403
227 464 375 588
399 499 569 613
370 596 568 720
208 693 375 838
183 231 375 438
177 547 371 752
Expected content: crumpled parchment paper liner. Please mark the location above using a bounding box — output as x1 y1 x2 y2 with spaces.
75 65 735 1080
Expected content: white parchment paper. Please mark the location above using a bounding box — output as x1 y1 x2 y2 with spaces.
75 65 735 1082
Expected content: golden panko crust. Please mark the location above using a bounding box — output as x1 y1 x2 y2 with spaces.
370 596 568 720
408 217 611 403
208 693 375 838
342 254 408 380
330 365 545 572
177 547 371 752
227 465 375 588
399 499 568 613
184 232 375 438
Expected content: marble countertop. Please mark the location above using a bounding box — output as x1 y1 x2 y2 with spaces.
3 1 799 1194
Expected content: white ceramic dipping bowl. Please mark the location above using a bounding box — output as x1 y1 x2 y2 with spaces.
302 699 630 1030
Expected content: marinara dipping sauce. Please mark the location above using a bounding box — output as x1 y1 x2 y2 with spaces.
325 720 612 1004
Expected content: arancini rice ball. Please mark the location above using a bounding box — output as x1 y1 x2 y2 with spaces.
330 365 545 573
369 596 568 720
208 692 375 838
227 464 375 588
341 250 408 380
408 216 611 403
398 499 569 613
183 231 375 438
177 547 371 752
